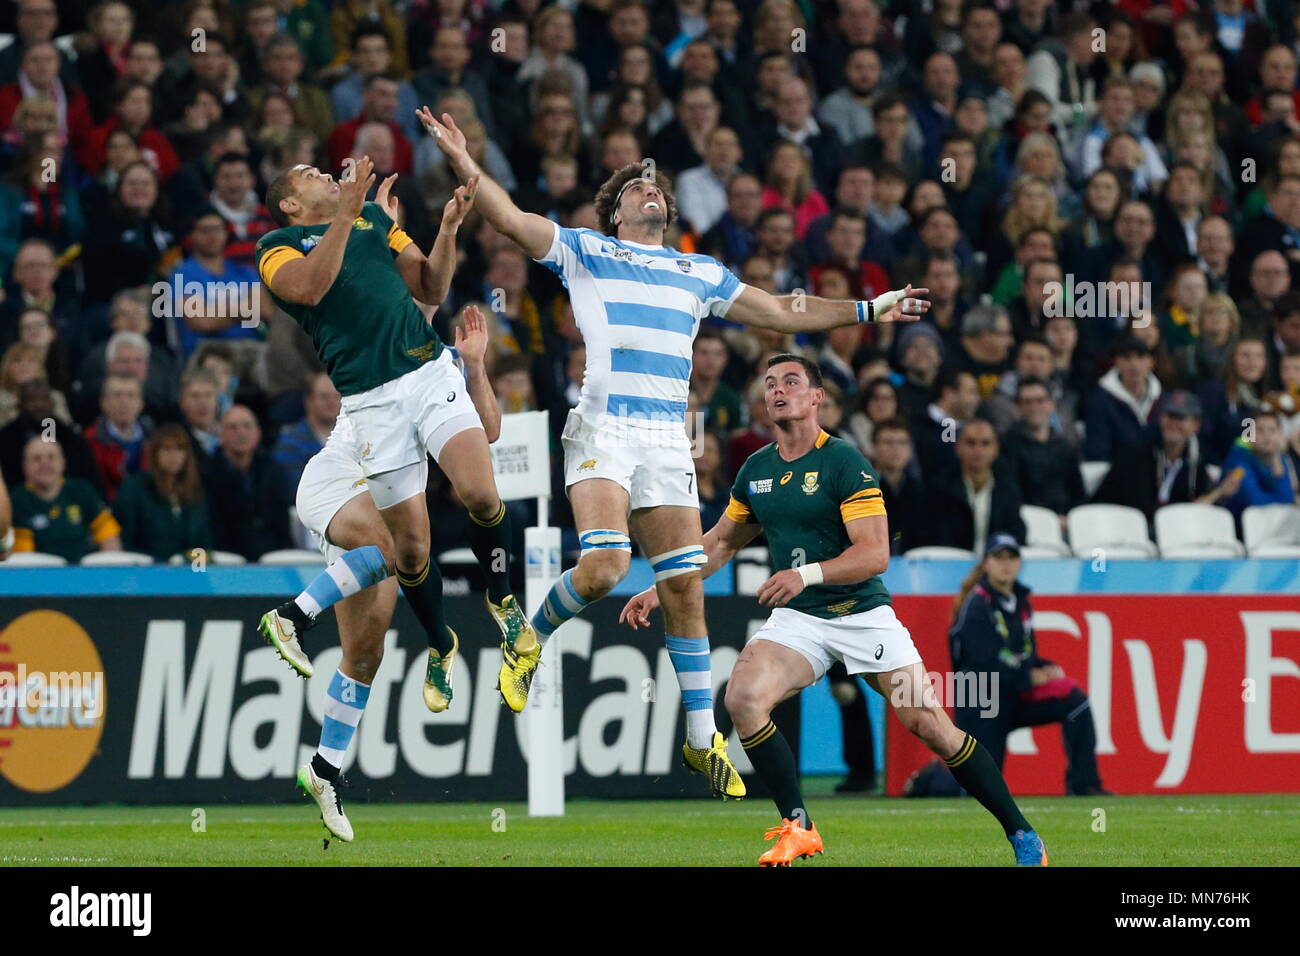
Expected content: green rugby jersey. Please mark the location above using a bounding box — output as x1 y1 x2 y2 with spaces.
726 431 891 619
255 201 443 396
11 478 120 563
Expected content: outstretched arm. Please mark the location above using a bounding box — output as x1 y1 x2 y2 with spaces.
417 107 555 259
620 514 762 628
388 172 479 306
724 283 930 334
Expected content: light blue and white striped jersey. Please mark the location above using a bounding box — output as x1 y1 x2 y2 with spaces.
537 223 744 440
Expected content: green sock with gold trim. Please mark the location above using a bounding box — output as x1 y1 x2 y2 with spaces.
945 733 1030 836
742 720 810 827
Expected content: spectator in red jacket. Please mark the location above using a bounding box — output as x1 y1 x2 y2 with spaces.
83 79 180 181
326 73 413 175
0 41 93 161
84 374 152 503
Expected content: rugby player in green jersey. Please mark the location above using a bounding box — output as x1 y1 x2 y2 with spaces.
254 154 536 714
622 354 1047 867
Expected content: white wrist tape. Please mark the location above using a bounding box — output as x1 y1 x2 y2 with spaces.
870 289 923 320
795 562 824 587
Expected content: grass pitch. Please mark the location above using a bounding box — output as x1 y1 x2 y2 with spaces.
1 792 1295 866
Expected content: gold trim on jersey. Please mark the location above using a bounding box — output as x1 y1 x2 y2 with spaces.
724 495 755 524
258 245 305 285
387 223 414 255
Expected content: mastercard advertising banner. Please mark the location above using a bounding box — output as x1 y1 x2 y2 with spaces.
0 596 797 805
885 596 1300 796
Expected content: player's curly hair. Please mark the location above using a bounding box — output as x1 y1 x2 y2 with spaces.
593 163 678 236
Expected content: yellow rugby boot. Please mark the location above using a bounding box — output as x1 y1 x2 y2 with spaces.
682 731 747 799
489 594 541 712
423 629 459 713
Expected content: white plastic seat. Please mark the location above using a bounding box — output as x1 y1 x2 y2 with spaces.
1081 461 1111 498
437 547 478 566
258 548 327 566
1021 504 1070 557
1021 546 1069 560
211 550 248 566
903 546 978 560
0 551 68 567
1242 504 1300 557
1154 503 1245 558
80 550 154 567
1067 504 1157 559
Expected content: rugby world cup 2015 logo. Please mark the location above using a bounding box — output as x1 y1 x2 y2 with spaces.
0 611 105 793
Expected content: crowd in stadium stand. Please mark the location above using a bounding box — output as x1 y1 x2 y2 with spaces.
2 0 1300 567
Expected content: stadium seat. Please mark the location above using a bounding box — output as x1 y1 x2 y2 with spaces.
1242 504 1300 557
258 549 328 566
735 546 770 596
1021 504 1071 557
1080 461 1111 498
80 551 155 567
1154 503 1245 558
0 551 68 567
1066 504 1157 559
211 550 249 566
903 546 978 560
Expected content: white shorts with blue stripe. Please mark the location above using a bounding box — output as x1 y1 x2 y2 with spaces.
560 409 699 511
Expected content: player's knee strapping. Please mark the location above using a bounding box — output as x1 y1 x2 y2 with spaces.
316 669 371 775
531 530 630 644
296 545 389 620
650 545 707 581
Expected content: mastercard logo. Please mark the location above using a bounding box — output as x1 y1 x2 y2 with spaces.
0 611 105 793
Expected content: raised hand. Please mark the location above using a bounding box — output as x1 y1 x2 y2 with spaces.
453 304 490 366
441 173 479 230
338 155 374 221
417 107 468 166
875 284 931 324
374 172 400 220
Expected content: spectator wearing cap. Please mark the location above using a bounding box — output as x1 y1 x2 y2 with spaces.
998 376 1085 527
894 322 944 423
1219 408 1299 516
911 368 980 482
949 534 1108 795
1083 336 1161 461
1094 389 1240 522
927 419 1026 552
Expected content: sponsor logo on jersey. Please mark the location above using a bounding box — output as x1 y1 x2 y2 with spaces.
749 478 773 494
827 599 858 616
780 471 793 485
802 471 820 494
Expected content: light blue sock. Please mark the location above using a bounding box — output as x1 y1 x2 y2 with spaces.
532 568 590 646
294 545 389 620
317 669 371 768
667 634 717 748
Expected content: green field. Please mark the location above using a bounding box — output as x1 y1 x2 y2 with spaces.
1 792 1296 866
